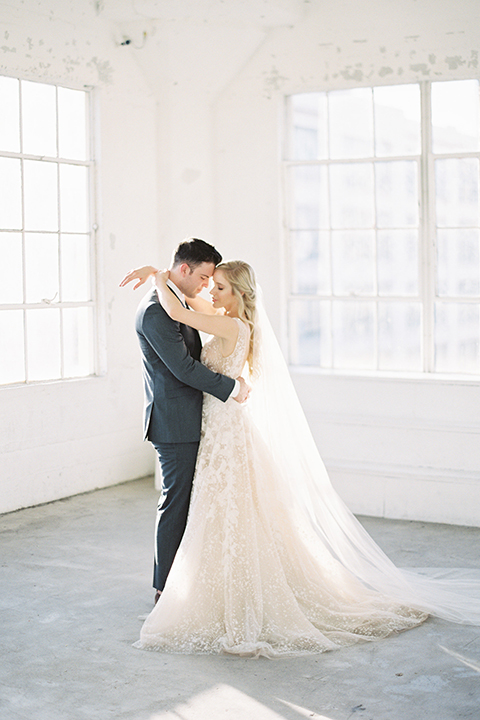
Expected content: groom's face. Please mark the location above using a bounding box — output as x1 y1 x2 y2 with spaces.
180 261 216 298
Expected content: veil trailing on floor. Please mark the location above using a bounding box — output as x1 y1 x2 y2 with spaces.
247 288 480 626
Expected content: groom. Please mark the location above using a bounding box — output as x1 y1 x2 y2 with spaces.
133 238 249 603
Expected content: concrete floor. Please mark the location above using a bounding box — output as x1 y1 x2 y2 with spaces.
1 477 480 720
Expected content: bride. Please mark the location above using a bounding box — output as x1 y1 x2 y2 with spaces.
125 260 480 658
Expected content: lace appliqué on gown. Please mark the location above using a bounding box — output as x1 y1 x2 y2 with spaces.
136 319 427 657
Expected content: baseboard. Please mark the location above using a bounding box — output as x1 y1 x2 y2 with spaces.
325 460 480 527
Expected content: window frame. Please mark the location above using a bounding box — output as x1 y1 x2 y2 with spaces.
283 79 480 379
0 74 98 386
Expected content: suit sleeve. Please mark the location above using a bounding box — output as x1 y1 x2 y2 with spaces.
142 302 235 402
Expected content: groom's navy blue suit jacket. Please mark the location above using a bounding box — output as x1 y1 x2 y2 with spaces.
135 288 235 445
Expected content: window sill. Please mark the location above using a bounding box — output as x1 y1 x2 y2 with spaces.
289 365 480 386
0 374 105 390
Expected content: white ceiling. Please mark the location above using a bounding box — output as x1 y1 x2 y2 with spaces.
100 0 311 99
99 0 308 27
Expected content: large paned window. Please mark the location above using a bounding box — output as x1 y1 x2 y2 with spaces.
285 80 480 375
0 76 95 385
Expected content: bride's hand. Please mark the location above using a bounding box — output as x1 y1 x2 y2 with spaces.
154 269 170 286
119 265 159 290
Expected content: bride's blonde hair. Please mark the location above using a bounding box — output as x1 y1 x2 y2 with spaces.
216 260 256 374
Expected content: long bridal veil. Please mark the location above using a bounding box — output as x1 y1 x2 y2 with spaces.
247 289 480 625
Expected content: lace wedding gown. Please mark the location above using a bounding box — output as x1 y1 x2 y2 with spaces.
135 318 429 657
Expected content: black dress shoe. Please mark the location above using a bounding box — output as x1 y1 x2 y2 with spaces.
154 590 162 605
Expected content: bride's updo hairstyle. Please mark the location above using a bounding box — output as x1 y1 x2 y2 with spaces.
216 260 257 374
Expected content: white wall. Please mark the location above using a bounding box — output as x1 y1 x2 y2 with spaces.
210 0 480 526
0 0 157 512
2 0 480 525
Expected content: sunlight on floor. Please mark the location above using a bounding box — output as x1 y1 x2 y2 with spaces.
277 698 336 719
148 683 335 720
439 644 480 674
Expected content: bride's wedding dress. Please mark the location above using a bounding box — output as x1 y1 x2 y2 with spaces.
137 317 461 658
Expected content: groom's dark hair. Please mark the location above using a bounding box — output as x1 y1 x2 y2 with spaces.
172 238 222 269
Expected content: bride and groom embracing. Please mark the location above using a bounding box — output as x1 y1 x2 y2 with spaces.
121 237 480 658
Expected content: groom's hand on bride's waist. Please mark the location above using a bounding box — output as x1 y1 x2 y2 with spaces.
233 376 251 404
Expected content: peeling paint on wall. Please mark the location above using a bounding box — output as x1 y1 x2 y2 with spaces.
63 54 82 73
272 43 480 92
445 55 466 69
262 66 288 98
339 66 364 81
410 63 430 75
87 56 113 83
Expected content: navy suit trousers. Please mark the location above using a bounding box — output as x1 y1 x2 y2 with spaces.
152 441 200 591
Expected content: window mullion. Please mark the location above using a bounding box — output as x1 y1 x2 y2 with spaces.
88 87 101 377
420 81 435 373
55 86 65 380
326 91 334 369
21 159 28 382
372 87 378 370
18 81 28 383
281 161 291 358
282 106 294 364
